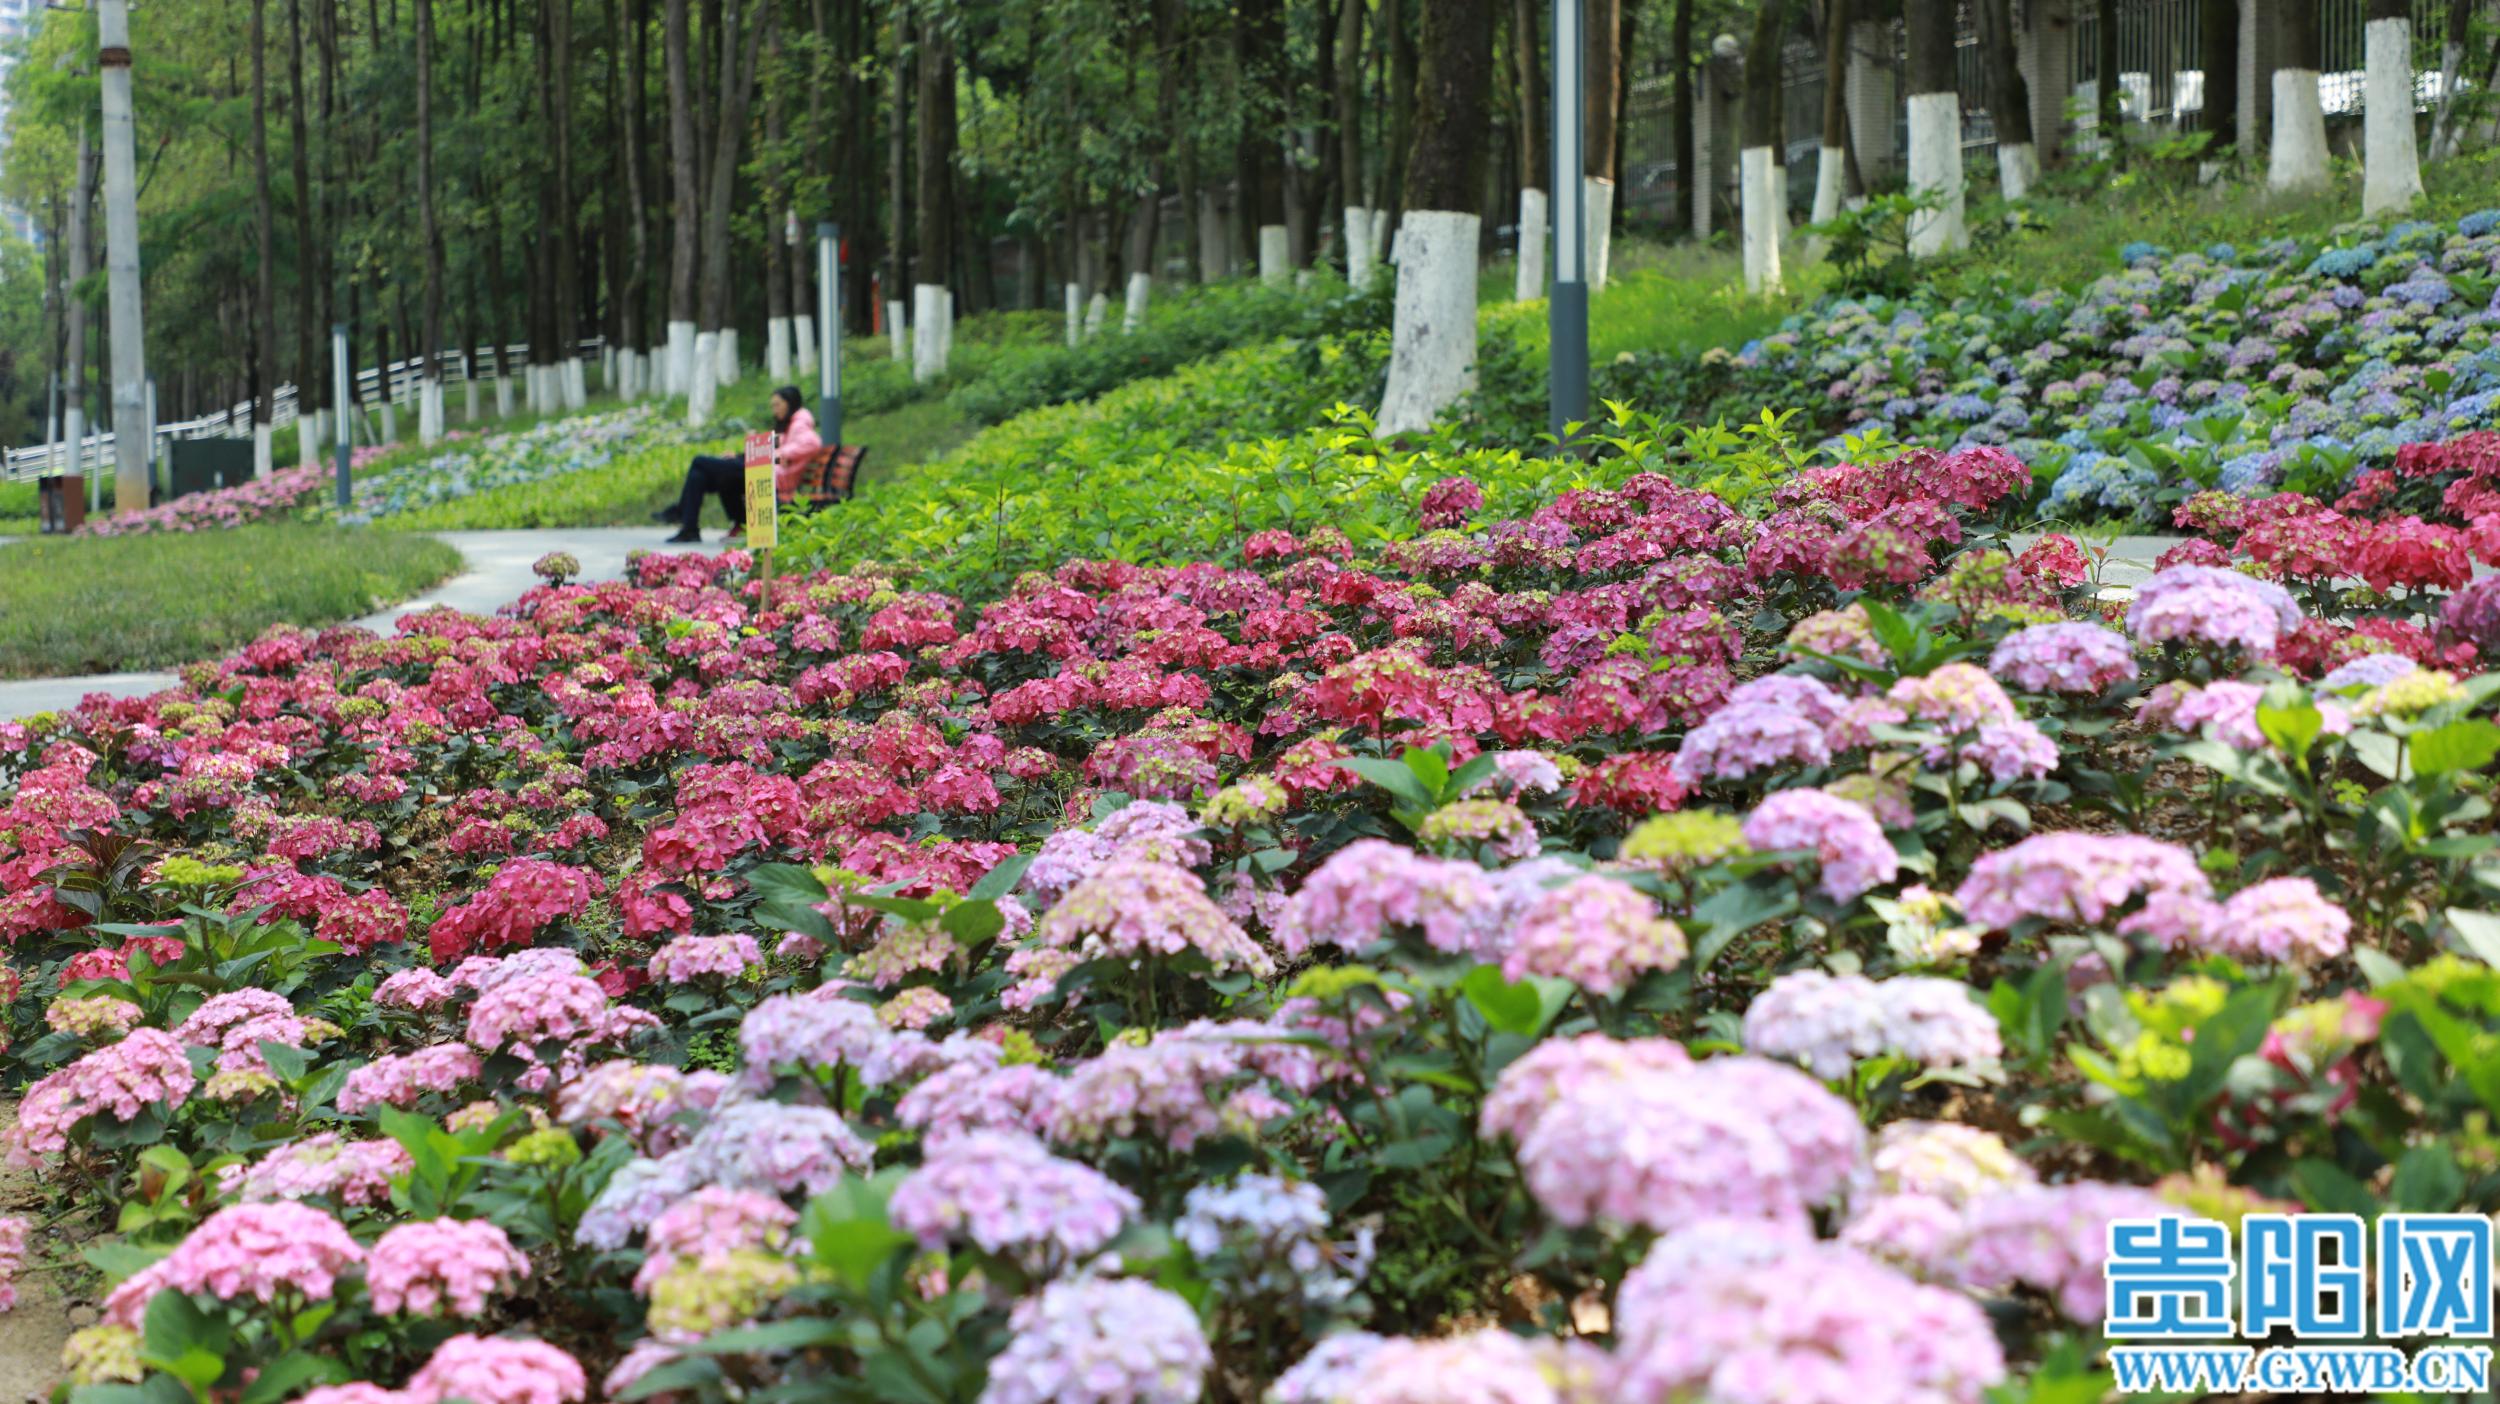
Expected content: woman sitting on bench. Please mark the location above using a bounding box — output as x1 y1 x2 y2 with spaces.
657 386 821 543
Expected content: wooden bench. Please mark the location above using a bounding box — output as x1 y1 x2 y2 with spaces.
778 444 867 509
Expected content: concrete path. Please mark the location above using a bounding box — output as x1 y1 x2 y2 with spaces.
0 526 681 722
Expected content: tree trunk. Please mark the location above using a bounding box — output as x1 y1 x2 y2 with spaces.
914 18 956 381
1384 0 1416 241
2095 0 2120 154
614 0 652 398
1905 0 1967 256
764 26 794 381
417 0 447 441
1378 0 1492 434
1740 0 1785 293
1509 0 1546 300
665 0 701 397
1978 0 2035 197
1583 0 1620 288
1672 0 1695 236
548 0 586 407
1808 0 1851 234
2269 0 2330 192
1339 0 1374 283
2429 0 2475 158
886 3 912 357
287 0 322 462
2364 0 2424 214
61 124 93 501
700 0 767 401
250 0 279 478
2199 0 2238 156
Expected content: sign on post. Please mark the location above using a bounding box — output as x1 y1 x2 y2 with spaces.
743 430 779 552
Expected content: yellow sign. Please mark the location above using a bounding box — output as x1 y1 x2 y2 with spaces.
743 431 778 551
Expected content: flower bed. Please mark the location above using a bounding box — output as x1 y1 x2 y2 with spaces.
3 435 2498 1402
1665 209 2500 524
76 446 396 539
334 407 698 521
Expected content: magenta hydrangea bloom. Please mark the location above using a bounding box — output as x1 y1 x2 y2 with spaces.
1741 790 1898 903
366 1218 530 1317
649 932 766 984
406 1333 588 1404
102 1202 365 1327
1501 873 1686 995
977 1277 1211 1404
1987 622 2138 694
1953 831 2208 930
892 1130 1138 1272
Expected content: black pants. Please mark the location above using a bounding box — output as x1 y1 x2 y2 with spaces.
675 453 744 528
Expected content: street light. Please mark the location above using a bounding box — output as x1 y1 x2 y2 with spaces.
818 224 841 445
1549 0 1589 438
332 323 352 510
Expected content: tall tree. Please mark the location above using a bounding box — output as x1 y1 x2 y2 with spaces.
2268 0 2329 191
1977 0 2034 197
1337 0 1373 284
2095 0 2119 155
416 0 447 441
1904 0 1966 256
1508 0 1544 301
2363 0 2425 214
613 0 652 396
287 0 322 464
1809 0 1850 229
1376 0 1492 434
250 0 279 477
1738 0 1784 293
701 0 767 383
912 10 956 380
2198 0 2238 158
1583 0 1619 288
546 0 584 406
1671 0 1694 236
2429 0 2478 159
665 0 701 398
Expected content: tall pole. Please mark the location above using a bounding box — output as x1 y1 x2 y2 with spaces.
98 0 151 516
818 223 841 444
332 324 352 510
1548 0 1588 436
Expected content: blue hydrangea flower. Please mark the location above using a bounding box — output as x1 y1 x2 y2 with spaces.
2119 241 2163 266
2309 246 2376 279
2459 210 2500 238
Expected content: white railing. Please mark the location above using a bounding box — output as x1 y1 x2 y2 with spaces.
3 335 609 483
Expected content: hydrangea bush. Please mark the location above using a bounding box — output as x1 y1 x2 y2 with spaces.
4 432 2499 1403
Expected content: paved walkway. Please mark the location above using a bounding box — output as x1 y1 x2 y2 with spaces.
0 527 671 721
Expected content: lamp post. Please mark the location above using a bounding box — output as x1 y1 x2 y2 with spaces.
332 324 352 510
818 223 842 445
1549 0 1590 438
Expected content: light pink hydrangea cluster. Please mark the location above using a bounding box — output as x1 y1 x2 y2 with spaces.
46 995 145 1040
1479 1034 1695 1143
14 1028 198 1161
1021 800 1212 905
977 1277 1211 1404
896 1061 1064 1144
737 991 889 1088
1044 1028 1282 1151
1502 874 1686 995
464 969 610 1052
1741 790 1899 902
374 967 459 1011
1955 1181 2182 1322
0 1216 25 1312
1952 832 2209 930
1513 1055 1863 1230
1611 1221 2006 1404
1273 839 1502 960
1742 970 2003 1080
890 1131 1139 1271
366 1218 530 1316
103 1202 365 1327
2119 875 2352 964
221 1133 413 1206
1884 663 2018 734
1339 1330 1600 1404
339 1044 484 1114
1671 703 1833 785
1987 622 2138 694
405 1333 588 1404
171 988 308 1073
1029 858 1276 977
633 1186 798 1292
2126 565 2303 656
648 932 765 984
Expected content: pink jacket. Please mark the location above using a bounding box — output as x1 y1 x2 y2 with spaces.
774 408 824 494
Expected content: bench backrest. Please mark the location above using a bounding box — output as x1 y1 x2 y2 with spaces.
780 443 867 503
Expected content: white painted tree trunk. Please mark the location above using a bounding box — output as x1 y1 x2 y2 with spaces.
942 291 956 366
1370 207 1391 266
417 379 442 445
564 359 587 410
1907 90 1969 257
767 316 794 380
687 332 718 425
1585 178 1616 291
62 408 85 489
380 399 398 444
1124 272 1151 332
465 376 482 420
253 422 274 479
794 314 817 376
1258 224 1291 285
1376 209 1481 435
601 345 616 392
2269 69 2331 192
1346 206 1374 284
2430 35 2471 160
1514 187 1547 302
715 330 739 386
1996 142 2039 201
1064 283 1082 347
1807 145 1846 262
1085 291 1109 338
886 301 907 359
2363 18 2423 216
912 284 948 382
1741 147 1783 294
494 375 513 418
300 410 324 469
666 321 697 397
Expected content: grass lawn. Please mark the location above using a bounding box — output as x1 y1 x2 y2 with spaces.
0 524 461 679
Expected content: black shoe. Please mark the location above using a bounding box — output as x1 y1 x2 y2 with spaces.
652 505 682 524
664 528 703 544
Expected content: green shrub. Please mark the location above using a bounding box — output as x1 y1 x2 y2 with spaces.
0 524 461 677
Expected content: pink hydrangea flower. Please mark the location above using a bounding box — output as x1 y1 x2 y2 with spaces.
1501 874 1686 995
406 1334 588 1404
1742 970 2003 1080
1988 622 2138 694
1741 790 1899 903
648 933 765 985
102 1202 365 1327
1274 839 1502 960
891 1131 1138 1272
1953 832 2208 930
14 1028 198 1161
339 1044 484 1114
366 1218 530 1317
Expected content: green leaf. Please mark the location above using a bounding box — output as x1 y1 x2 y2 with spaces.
2292 1158 2379 1218
746 862 832 907
256 1039 310 1084
238 1352 336 1404
1402 745 1451 799
1457 965 1572 1038
939 898 1004 947
2255 698 2323 763
1372 1130 1456 1169
2413 719 2500 777
800 1172 914 1287
1338 757 1437 809
684 1319 853 1355
968 852 1036 902
2446 908 2500 968
2391 1145 2464 1212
